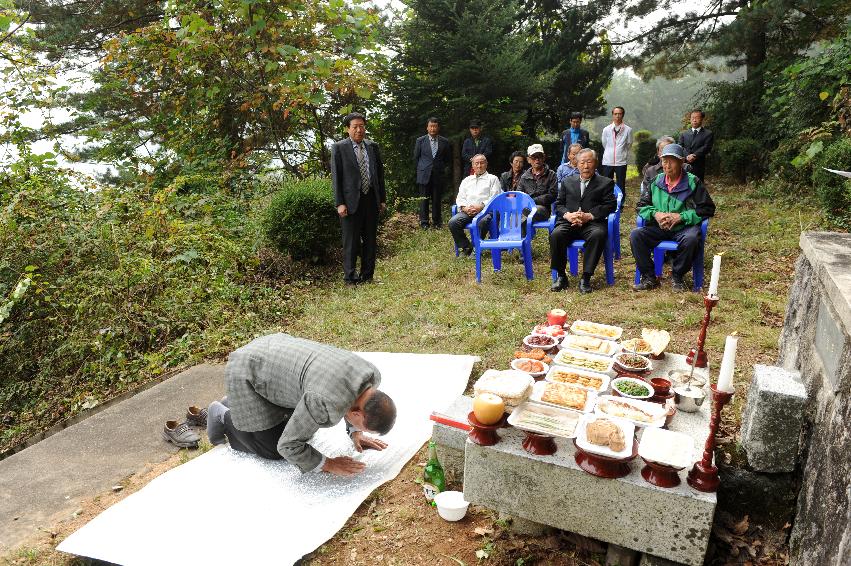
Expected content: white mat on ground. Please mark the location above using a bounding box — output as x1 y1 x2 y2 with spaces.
57 352 477 566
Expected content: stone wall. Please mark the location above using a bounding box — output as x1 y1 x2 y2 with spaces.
778 232 851 565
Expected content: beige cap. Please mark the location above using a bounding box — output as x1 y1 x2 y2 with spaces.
526 143 545 156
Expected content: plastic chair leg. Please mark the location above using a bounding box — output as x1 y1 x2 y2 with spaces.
475 249 482 283
551 268 558 282
605 246 615 286
634 265 642 286
693 244 705 292
492 250 502 272
654 248 665 278
523 243 534 280
568 247 580 277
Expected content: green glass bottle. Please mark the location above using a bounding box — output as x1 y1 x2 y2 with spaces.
423 441 446 504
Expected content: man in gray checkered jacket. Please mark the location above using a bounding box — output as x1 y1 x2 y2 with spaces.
206 333 397 477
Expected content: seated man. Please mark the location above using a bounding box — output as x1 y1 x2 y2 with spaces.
639 136 691 203
556 143 582 185
549 149 617 294
448 154 502 256
517 143 557 230
205 333 397 477
631 143 716 292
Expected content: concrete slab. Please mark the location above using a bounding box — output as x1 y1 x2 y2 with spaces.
0 363 225 551
432 395 473 483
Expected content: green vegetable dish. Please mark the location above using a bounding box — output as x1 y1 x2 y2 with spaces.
615 380 650 397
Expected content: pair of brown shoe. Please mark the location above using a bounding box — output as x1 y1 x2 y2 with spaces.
161 406 207 449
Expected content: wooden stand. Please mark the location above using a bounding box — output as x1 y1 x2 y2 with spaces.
467 412 507 447
686 296 719 368
573 439 637 479
641 458 684 488
521 431 557 456
687 385 733 492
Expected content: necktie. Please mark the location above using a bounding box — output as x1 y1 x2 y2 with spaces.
430 137 437 158
580 179 588 198
356 143 370 194
693 129 698 135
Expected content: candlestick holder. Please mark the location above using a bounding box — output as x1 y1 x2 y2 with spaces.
686 295 719 368
687 385 733 492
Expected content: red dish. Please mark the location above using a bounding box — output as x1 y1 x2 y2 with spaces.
522 431 557 456
573 438 638 479
467 411 507 446
641 457 684 488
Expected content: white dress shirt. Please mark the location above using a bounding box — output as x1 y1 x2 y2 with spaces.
601 123 633 166
455 172 502 208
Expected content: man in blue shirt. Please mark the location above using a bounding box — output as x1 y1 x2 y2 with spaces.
557 143 582 184
560 112 590 164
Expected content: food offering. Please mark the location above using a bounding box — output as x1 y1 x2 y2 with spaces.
530 381 596 413
620 338 653 355
511 358 549 378
613 352 652 373
576 414 635 459
532 324 567 339
514 348 553 364
610 377 653 400
473 369 534 408
507 401 581 439
523 334 558 350
547 308 568 327
553 349 614 374
545 366 610 393
641 328 671 357
638 427 695 469
595 395 666 428
472 393 506 426
570 320 624 341
561 334 619 357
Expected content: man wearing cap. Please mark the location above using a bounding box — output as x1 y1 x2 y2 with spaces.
560 112 590 164
449 154 502 256
679 109 714 181
631 143 715 292
601 106 633 201
550 149 617 293
461 121 493 175
414 117 452 229
516 143 557 228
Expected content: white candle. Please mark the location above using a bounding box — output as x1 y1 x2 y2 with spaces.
716 334 738 393
707 254 721 298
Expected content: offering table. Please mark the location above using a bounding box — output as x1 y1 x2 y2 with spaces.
435 354 714 566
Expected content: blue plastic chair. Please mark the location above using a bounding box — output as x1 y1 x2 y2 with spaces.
531 202 556 235
632 216 710 292
470 192 536 283
550 185 623 286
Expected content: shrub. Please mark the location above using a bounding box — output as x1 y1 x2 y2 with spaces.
812 137 851 228
633 129 656 169
716 138 764 180
263 178 340 262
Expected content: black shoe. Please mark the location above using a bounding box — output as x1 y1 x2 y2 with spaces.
461 246 473 257
671 274 686 293
360 276 374 283
551 276 569 292
420 224 430 230
579 278 592 294
344 277 360 286
633 276 660 291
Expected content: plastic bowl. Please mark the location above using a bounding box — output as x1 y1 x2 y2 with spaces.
611 377 654 400
614 352 652 373
523 334 557 351
434 490 470 522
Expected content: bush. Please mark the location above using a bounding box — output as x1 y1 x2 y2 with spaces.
633 129 656 169
263 178 340 262
716 138 764 180
812 137 851 227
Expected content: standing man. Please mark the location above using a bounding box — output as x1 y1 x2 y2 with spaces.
680 109 714 181
332 112 386 286
516 143 557 227
549 149 617 294
601 106 633 202
461 120 493 174
560 112 590 164
205 333 397 477
449 154 502 256
413 117 452 229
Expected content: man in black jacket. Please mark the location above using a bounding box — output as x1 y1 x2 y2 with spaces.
679 109 714 181
516 143 557 231
331 112 386 285
413 117 452 228
461 120 493 173
559 112 591 164
549 149 617 293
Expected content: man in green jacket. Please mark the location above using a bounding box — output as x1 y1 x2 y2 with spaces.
631 143 715 292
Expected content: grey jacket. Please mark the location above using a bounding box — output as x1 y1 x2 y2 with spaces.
225 333 381 472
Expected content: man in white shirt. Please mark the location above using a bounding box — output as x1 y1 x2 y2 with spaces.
448 154 503 256
600 106 633 203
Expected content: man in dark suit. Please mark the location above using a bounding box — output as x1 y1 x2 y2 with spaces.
549 148 617 293
331 112 387 285
413 117 451 228
461 120 493 174
680 109 714 181
559 112 591 164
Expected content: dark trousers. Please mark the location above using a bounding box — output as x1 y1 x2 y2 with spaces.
549 221 607 277
601 165 627 201
448 211 492 250
691 161 706 181
341 188 378 283
630 224 702 279
521 204 550 237
223 410 290 460
418 176 444 227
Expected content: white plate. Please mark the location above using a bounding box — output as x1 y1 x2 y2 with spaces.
575 414 635 459
507 401 582 439
594 395 666 428
523 334 558 351
560 334 619 357
610 377 653 400
638 427 696 469
530 381 597 413
531 324 568 341
552 349 615 375
570 320 624 341
613 352 653 373
511 358 549 378
544 366 611 393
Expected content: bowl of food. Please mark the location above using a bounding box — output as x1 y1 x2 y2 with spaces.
620 338 653 356
523 334 557 351
650 377 672 396
533 323 566 339
511 357 549 378
614 352 652 373
434 490 470 522
610 377 653 400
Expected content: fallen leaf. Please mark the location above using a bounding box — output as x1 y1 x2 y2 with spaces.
732 515 750 535
473 526 494 537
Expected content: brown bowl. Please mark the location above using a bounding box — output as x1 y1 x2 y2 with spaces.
650 377 671 396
